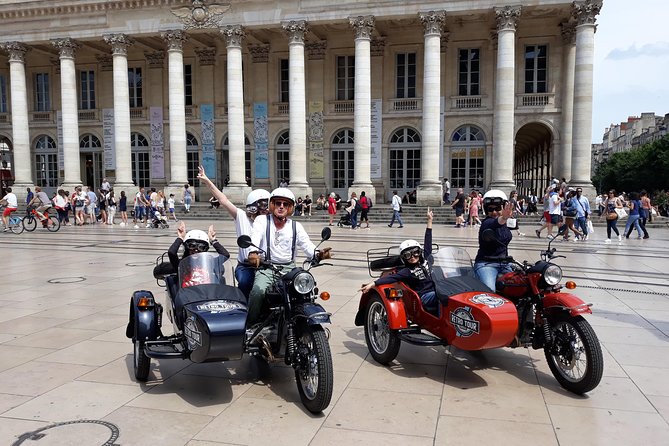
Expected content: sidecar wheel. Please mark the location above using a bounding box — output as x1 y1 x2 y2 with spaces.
364 295 400 365
294 325 333 414
133 340 151 382
544 315 603 394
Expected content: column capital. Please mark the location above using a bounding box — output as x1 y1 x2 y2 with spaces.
0 41 30 63
494 5 521 32
103 33 135 56
306 41 326 60
162 29 187 51
195 47 216 65
349 15 375 40
560 21 577 44
249 44 269 63
96 53 113 71
51 37 80 59
221 24 245 48
145 51 165 68
419 11 445 36
370 37 385 57
571 0 602 26
282 20 308 44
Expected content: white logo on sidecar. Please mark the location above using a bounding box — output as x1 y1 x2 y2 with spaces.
469 294 506 309
450 306 480 337
197 300 245 313
184 317 202 349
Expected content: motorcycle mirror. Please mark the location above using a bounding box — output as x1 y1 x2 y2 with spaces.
481 228 498 243
237 235 253 248
321 226 331 241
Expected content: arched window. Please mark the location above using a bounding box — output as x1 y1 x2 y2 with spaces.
331 128 354 195
276 130 289 183
131 132 150 188
79 134 101 149
34 135 58 191
450 125 485 190
186 132 199 187
388 127 421 198
221 134 251 186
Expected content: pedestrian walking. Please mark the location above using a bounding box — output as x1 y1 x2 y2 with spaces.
119 191 128 226
388 190 404 228
602 190 623 244
327 192 338 226
347 192 359 230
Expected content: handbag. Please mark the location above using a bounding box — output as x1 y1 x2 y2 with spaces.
587 219 595 234
606 212 617 221
506 217 518 229
615 208 628 219
398 205 403 213
564 208 577 218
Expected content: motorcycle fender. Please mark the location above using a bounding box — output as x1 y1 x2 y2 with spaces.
355 288 408 330
543 292 592 316
127 290 160 342
298 302 332 325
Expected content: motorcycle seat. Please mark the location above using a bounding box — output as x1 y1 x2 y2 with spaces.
370 255 403 271
434 275 492 304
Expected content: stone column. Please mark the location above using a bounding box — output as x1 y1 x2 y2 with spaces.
52 38 82 189
570 0 602 197
162 30 188 200
221 25 250 203
103 34 134 193
1 42 33 202
305 40 327 195
556 22 576 182
249 44 271 190
282 20 311 199
490 6 521 194
417 11 445 206
347 16 375 204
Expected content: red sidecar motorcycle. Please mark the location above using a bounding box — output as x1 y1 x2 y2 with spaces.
356 236 603 394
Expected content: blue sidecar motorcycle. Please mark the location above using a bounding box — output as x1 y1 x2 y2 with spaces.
126 228 334 413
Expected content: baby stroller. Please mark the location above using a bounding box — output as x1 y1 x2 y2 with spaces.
337 210 352 227
151 210 170 229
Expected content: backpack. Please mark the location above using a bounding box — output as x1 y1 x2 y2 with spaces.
354 198 362 212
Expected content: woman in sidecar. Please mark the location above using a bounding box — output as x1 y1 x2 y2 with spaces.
168 221 230 270
359 208 438 315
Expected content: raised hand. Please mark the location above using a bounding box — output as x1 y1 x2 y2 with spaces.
177 221 186 240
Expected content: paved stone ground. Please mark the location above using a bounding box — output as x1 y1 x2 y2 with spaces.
0 217 668 445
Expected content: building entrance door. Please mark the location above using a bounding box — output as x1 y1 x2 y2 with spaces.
81 152 103 191
389 148 420 201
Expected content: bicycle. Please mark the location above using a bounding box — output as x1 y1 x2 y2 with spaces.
1 206 24 234
23 206 60 232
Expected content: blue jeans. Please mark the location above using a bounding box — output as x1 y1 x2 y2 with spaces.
474 261 513 292
420 290 439 315
389 210 403 227
350 210 358 229
624 214 643 237
575 216 588 236
235 263 255 299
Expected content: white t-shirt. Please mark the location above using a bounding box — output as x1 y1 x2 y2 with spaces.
234 207 254 262
168 198 175 209
391 194 402 211
2 192 17 209
251 215 316 264
134 192 143 208
548 192 561 215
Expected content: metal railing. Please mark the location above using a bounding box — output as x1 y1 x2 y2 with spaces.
453 96 482 109
330 100 354 114
518 93 553 107
78 110 97 121
389 98 421 112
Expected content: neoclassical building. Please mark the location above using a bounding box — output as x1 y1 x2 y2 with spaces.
0 0 602 204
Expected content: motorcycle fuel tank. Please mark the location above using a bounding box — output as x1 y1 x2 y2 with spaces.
183 300 247 363
445 291 518 350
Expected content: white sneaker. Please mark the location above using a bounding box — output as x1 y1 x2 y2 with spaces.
134 224 139 229
518 232 525 237
583 235 589 241
604 239 611 244
617 234 622 242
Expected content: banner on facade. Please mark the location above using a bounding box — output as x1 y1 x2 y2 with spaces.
439 96 445 179
200 103 216 179
308 101 324 178
56 111 64 171
103 108 115 170
253 102 269 179
150 106 165 179
370 99 382 179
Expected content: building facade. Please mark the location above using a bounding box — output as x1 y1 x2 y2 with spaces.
0 0 602 204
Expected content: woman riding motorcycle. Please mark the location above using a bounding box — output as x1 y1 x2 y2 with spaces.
359 208 438 315
473 189 514 291
168 221 230 271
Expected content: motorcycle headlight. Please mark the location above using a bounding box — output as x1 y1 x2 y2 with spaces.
543 264 563 286
293 271 316 294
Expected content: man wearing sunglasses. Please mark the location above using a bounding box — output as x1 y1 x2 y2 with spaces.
359 208 438 316
197 166 270 298
168 221 230 271
246 187 332 324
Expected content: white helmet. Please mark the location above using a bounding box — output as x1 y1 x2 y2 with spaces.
482 189 508 212
246 188 270 206
399 239 422 261
270 187 295 205
184 229 210 252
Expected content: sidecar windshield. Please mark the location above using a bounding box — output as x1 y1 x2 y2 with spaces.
178 252 226 288
430 247 475 283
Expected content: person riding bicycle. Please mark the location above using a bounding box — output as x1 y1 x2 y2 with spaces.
359 208 438 316
1 187 18 231
28 186 53 224
168 221 230 271
246 187 332 324
473 189 514 291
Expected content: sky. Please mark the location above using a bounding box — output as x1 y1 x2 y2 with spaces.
592 0 669 142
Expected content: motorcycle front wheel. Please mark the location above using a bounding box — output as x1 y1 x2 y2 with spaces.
544 315 603 394
133 340 151 382
364 295 400 365
294 324 333 413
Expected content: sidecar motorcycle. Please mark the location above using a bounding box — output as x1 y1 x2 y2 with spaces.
126 228 335 413
356 234 603 394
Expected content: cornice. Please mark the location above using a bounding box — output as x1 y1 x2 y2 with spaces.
0 0 190 21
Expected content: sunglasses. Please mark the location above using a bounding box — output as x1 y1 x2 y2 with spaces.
246 200 269 214
185 240 209 252
273 200 292 208
401 247 422 260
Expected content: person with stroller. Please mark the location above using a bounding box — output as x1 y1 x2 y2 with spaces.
168 221 230 271
360 208 437 315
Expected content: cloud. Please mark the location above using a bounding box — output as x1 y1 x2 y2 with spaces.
606 42 669 60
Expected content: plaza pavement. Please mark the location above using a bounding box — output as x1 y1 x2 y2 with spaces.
0 216 668 445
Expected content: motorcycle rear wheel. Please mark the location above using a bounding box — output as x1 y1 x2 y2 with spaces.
294 324 333 413
364 295 400 365
133 340 151 382
544 315 603 394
